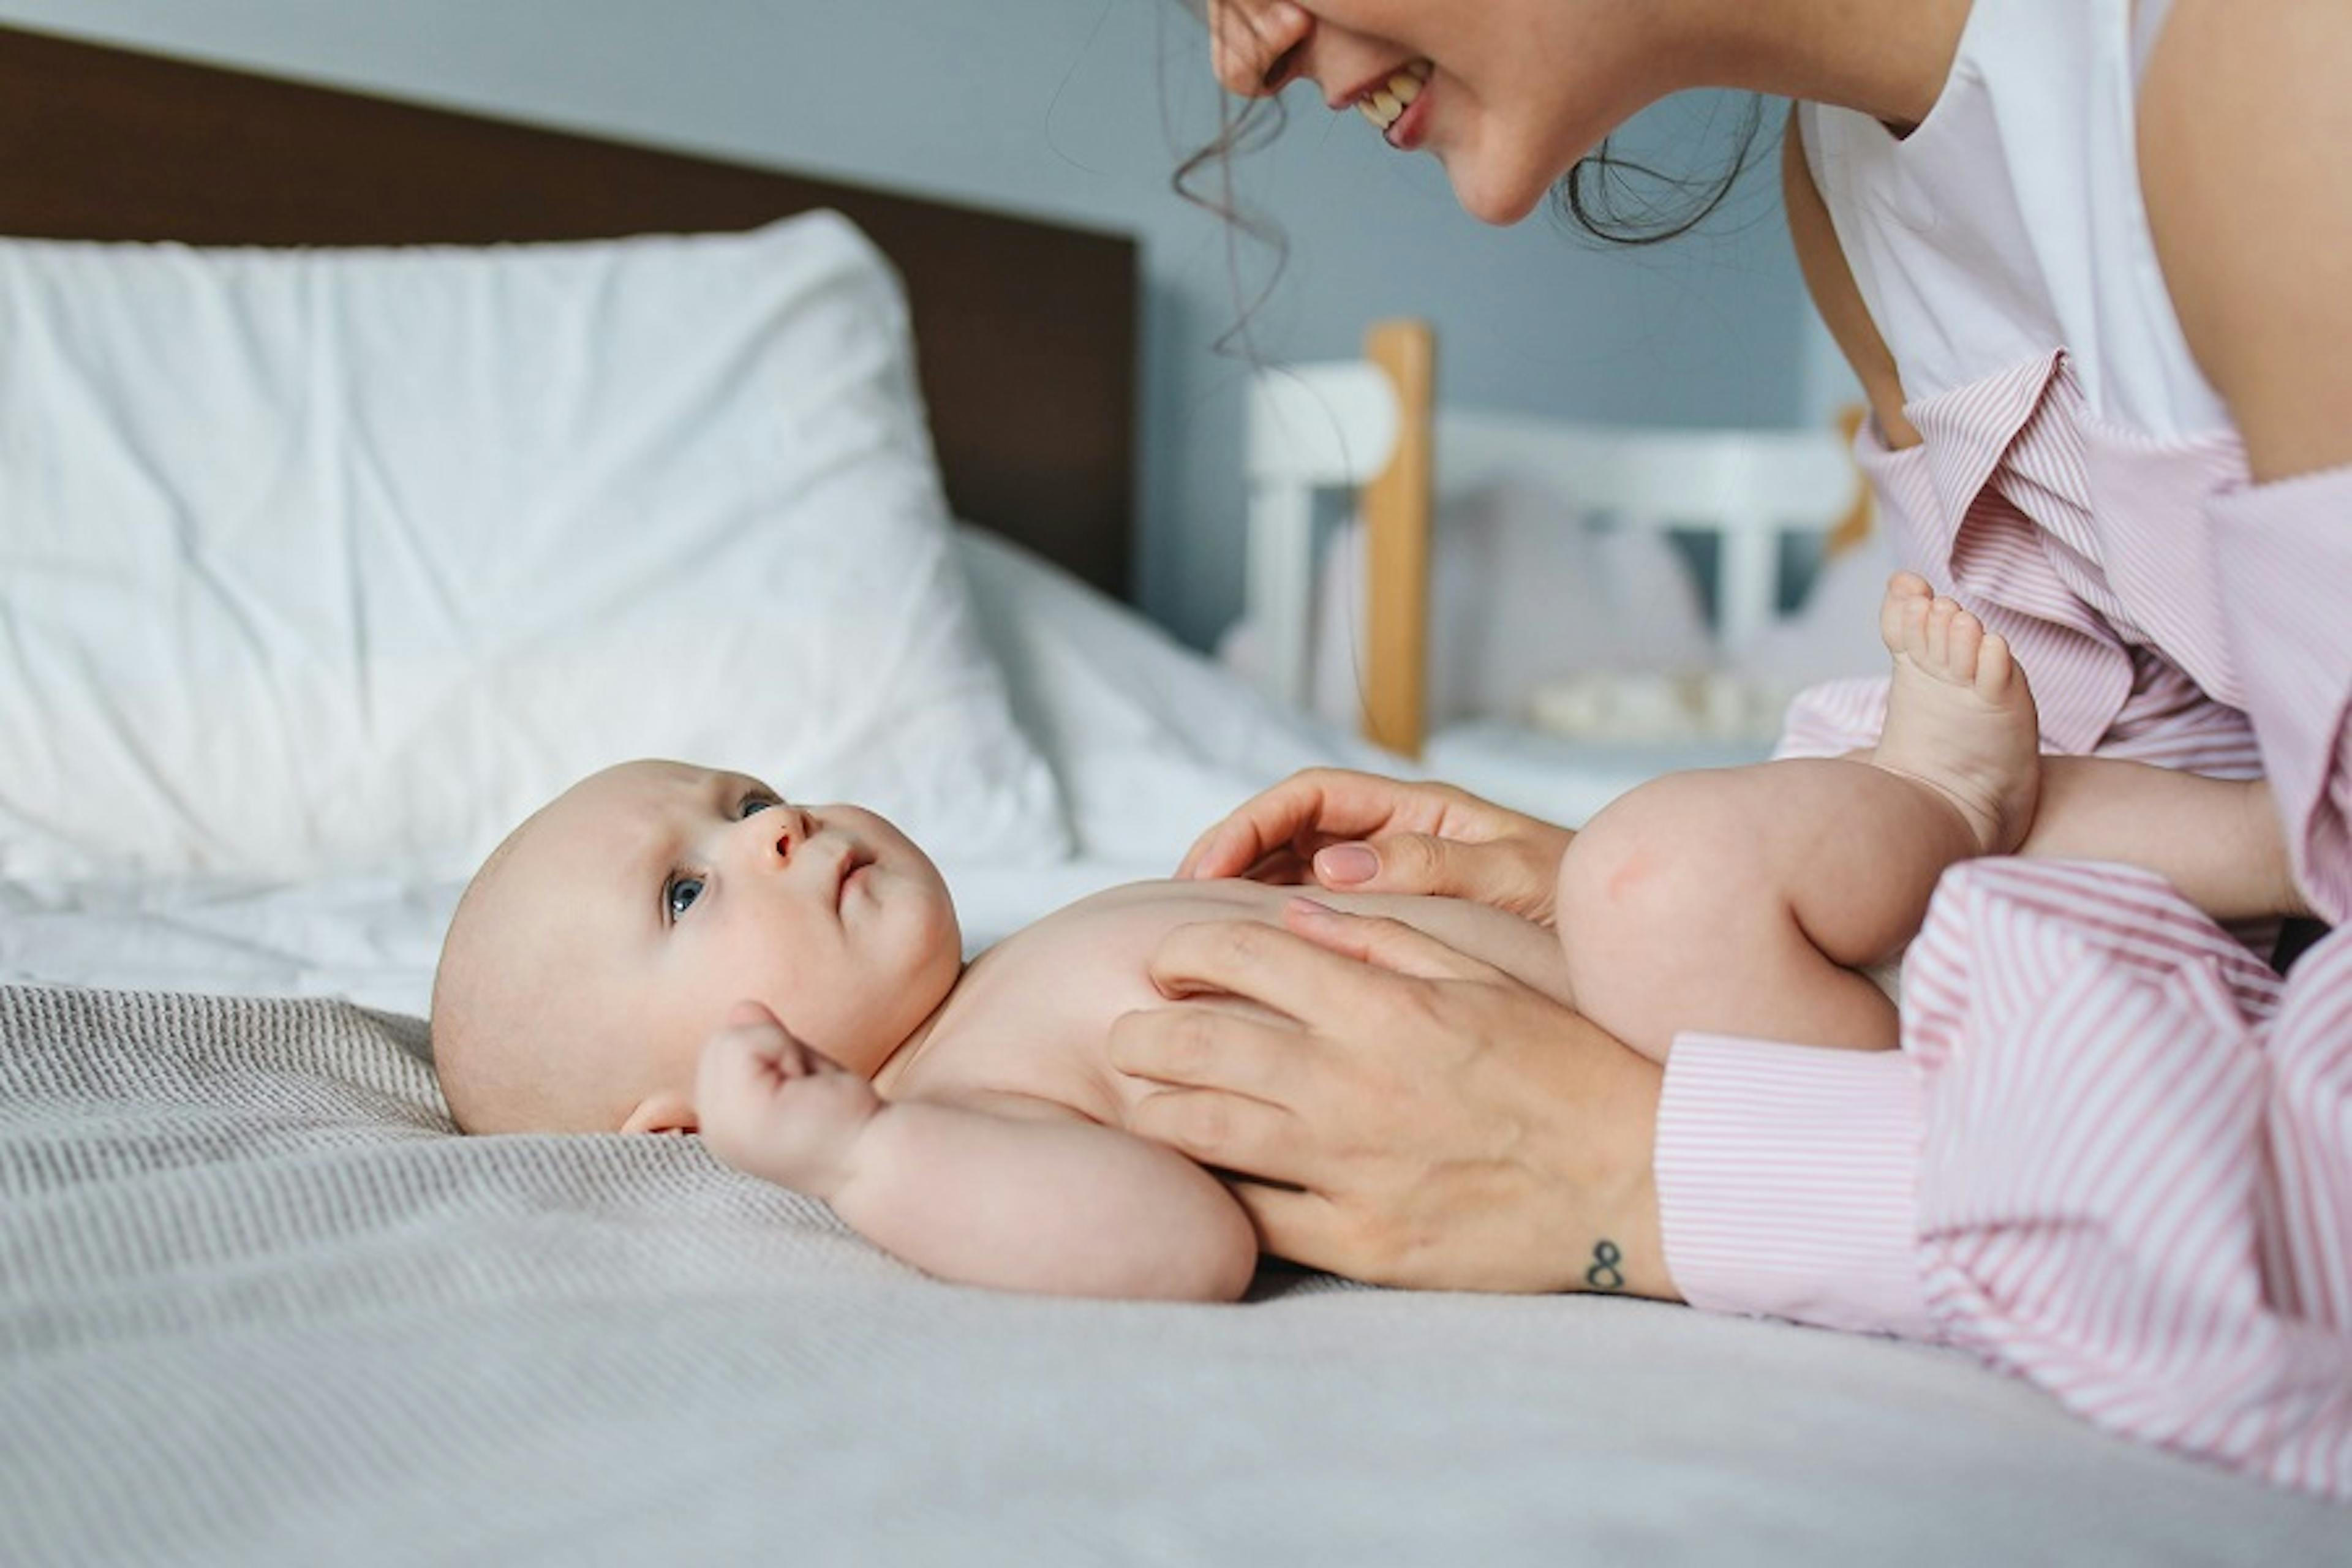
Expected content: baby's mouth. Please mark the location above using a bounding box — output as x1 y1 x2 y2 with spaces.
835 850 873 910
1356 60 1430 135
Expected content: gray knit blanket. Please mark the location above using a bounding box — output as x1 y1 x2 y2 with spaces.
3 985 2340 1566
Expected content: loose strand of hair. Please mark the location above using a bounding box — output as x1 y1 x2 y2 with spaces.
1552 96 1772 247
1172 91 1294 364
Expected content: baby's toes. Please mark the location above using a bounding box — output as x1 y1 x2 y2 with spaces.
1879 586 1910 656
1900 590 1934 663
1946 608 1983 682
1973 629 2015 699
1926 596 1960 669
1880 572 1932 655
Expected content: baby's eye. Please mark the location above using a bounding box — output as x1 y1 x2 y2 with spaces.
665 875 705 921
737 794 777 820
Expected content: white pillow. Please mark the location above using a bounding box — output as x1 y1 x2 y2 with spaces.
0 214 1068 879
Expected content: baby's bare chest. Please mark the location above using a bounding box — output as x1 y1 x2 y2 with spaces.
887 881 1567 1128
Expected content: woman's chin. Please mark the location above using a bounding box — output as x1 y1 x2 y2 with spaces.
1447 162 1553 227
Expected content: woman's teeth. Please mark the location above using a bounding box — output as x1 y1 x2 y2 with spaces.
1358 61 1430 134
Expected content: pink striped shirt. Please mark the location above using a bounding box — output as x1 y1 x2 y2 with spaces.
1653 0 2352 1500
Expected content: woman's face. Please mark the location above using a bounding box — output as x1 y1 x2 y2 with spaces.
1204 0 1665 225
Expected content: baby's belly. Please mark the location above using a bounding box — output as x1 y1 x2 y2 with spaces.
901 880 1569 1128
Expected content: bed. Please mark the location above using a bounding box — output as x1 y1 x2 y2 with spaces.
2 24 2345 1565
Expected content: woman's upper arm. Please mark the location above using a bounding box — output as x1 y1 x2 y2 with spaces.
2140 0 2352 482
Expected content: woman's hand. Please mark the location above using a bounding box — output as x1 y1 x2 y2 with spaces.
1109 898 1676 1298
1177 768 1575 924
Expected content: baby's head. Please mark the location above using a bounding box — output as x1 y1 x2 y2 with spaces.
431 759 961 1136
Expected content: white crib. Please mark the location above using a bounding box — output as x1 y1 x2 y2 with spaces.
1240 318 1875 824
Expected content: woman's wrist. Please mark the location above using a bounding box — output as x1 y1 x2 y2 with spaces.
1570 1046 1677 1301
1510 1010 1678 1299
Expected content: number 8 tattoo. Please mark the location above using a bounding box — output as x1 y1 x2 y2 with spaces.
1585 1239 1626 1292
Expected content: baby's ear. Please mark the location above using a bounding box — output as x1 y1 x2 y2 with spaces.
619 1092 698 1136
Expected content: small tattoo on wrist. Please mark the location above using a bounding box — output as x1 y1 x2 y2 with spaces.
1584 1239 1626 1292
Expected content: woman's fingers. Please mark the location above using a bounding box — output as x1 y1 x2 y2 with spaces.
1177 769 1422 880
1178 770 1574 923
1124 1085 1306 1186
1235 845 1315 886
1143 914 1422 1025
1311 832 1566 921
1221 1180 1345 1268
1106 1001 1304 1098
1283 899 1504 983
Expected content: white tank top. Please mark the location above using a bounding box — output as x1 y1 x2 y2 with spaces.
1796 0 2226 441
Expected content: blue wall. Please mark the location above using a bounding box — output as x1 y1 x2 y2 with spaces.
0 0 1819 647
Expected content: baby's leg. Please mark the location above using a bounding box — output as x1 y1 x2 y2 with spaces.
1555 574 2042 1059
2023 760 2309 922
1557 761 1964 1055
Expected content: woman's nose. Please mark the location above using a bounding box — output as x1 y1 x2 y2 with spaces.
1210 0 1311 98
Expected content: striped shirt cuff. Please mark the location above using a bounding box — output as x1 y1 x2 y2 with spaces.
1655 1035 1939 1341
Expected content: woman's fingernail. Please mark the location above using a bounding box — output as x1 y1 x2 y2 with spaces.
1316 843 1378 884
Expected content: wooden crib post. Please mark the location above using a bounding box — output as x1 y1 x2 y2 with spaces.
1360 320 1435 758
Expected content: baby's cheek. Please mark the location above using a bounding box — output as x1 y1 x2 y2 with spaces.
883 897 960 1028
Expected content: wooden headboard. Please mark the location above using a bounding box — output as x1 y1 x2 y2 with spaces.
0 24 1138 600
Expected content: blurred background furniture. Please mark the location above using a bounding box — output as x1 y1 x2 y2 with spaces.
1231 318 1890 824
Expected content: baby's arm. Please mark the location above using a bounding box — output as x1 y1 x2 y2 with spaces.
2021 757 2310 922
694 1003 1257 1302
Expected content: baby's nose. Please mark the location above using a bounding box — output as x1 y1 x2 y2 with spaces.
755 804 810 862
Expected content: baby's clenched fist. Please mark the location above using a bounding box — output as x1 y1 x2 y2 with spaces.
695 1000 881 1200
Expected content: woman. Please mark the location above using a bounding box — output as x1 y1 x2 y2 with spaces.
1110 0 2351 1496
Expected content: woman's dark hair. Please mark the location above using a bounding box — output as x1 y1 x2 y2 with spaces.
1171 94 1296 358
1555 96 1772 246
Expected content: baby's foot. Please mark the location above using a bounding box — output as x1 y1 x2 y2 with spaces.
1868 572 2041 856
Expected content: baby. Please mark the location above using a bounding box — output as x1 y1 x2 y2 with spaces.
432 573 2305 1302
429 760 1572 1303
